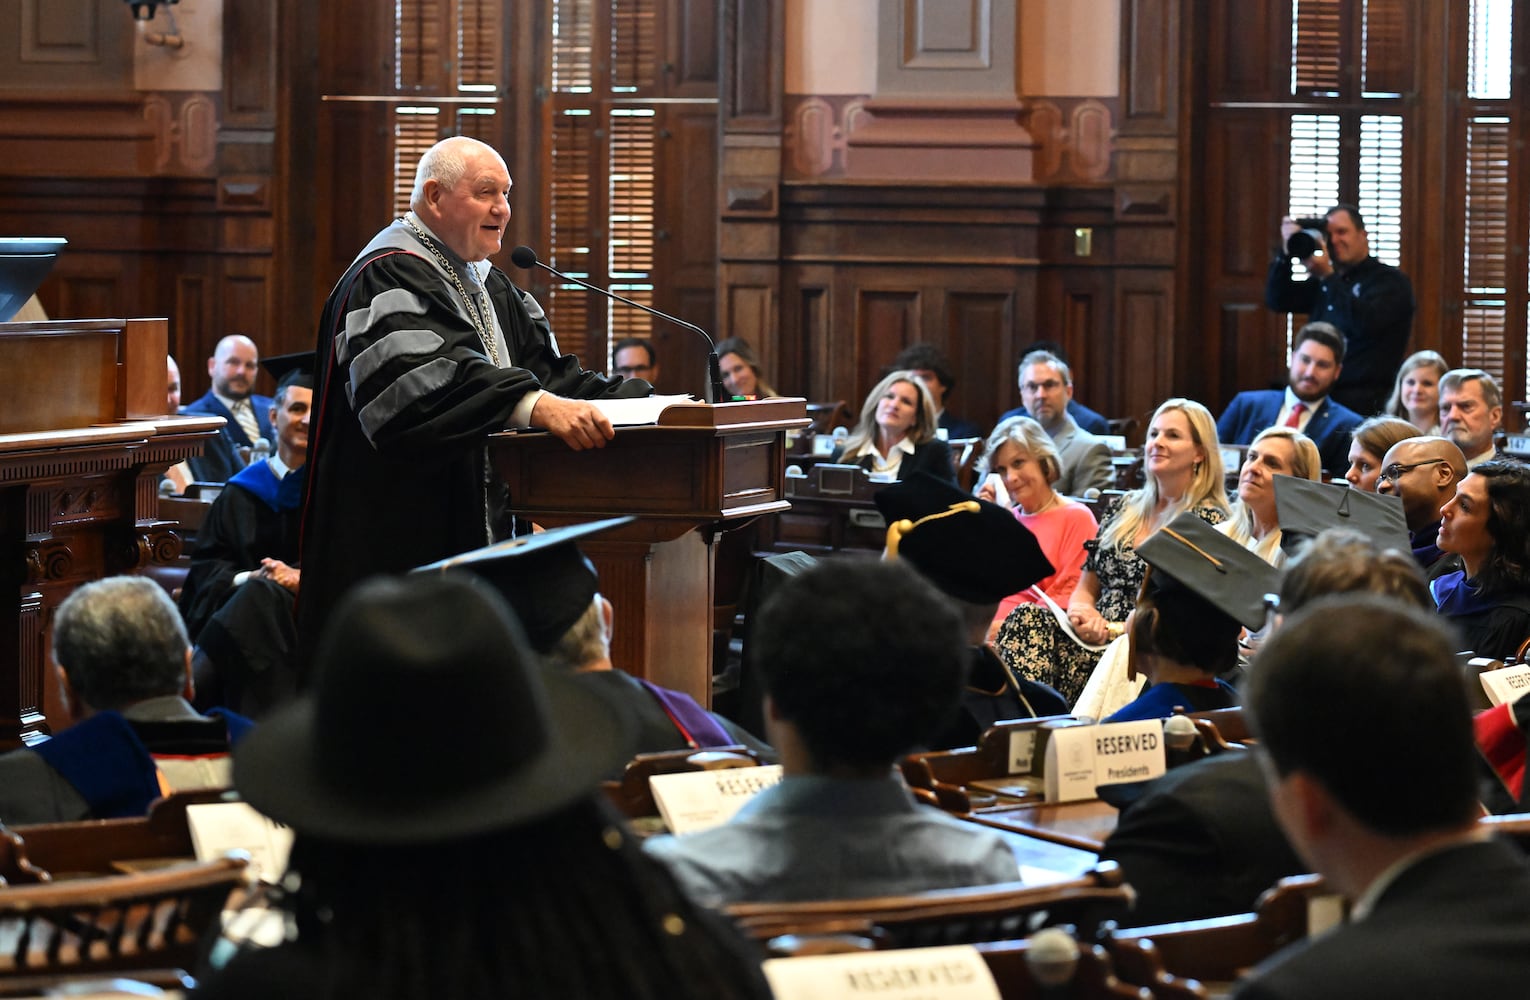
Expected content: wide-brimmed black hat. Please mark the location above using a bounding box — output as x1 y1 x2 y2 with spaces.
233 574 634 844
876 472 1054 604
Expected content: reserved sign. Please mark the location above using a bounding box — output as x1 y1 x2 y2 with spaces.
763 945 1000 1000
1044 719 1167 802
1481 664 1530 708
650 765 783 835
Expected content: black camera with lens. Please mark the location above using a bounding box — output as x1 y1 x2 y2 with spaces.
1285 217 1328 259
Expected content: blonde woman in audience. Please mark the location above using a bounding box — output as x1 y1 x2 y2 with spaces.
1384 349 1448 433
831 369 954 482
993 398 1229 703
1220 426 1321 565
1343 414 1421 492
975 416 1098 639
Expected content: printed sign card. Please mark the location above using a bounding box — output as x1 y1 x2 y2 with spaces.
763 945 1001 1000
650 765 783 835
1044 719 1167 803
1481 664 1530 707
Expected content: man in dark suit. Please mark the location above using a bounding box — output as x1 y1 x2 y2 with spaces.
180 334 275 483
1217 321 1362 476
1231 594 1530 999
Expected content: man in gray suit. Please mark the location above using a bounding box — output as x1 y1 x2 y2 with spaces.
1014 350 1113 497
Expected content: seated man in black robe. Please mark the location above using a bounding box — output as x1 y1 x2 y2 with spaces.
415 519 771 765
179 354 310 716
0 576 251 825
875 472 1069 748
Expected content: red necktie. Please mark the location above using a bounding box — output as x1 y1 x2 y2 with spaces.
1284 402 1306 429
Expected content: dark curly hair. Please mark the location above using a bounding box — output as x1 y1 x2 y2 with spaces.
1472 460 1530 595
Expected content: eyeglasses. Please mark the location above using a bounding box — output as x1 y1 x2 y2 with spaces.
1377 459 1447 485
1022 379 1064 393
613 365 653 377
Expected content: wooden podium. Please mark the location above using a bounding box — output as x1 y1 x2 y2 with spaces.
488 397 807 705
0 317 221 749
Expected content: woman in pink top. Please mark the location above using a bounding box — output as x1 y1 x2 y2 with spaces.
977 416 1098 640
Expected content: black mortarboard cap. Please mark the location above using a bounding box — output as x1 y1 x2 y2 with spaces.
875 472 1054 604
1135 512 1283 631
1273 475 1410 555
411 517 633 653
261 351 316 392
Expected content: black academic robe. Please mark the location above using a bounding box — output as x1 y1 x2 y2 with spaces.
298 225 650 671
180 461 303 641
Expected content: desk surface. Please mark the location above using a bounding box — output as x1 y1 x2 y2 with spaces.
966 799 1120 853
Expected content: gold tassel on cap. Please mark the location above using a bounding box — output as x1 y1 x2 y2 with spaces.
883 500 981 559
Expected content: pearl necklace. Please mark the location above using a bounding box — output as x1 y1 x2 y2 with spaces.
401 216 501 367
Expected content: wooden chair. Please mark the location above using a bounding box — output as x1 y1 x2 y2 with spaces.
602 746 764 820
1482 811 1530 853
5 790 230 883
725 864 1133 949
978 937 1155 999
948 435 986 491
802 401 849 437
1188 706 1251 746
1107 874 1330 989
0 855 247 984
900 715 1078 813
1098 934 1209 1000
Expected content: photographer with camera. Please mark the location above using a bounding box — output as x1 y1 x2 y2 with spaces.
1265 204 1415 417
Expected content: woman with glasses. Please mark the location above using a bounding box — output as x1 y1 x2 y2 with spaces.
993 398 1230 704
1432 460 1530 660
1384 350 1449 434
1344 415 1421 492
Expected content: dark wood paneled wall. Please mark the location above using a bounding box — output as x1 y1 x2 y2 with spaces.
0 0 300 405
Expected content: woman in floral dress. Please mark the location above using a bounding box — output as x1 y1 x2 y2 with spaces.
993 398 1231 703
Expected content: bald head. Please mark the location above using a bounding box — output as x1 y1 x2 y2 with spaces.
409 136 512 262
209 335 259 401
1377 436 1466 531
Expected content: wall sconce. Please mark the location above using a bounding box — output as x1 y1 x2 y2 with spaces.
123 0 185 49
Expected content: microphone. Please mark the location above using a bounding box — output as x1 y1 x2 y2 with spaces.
509 245 729 403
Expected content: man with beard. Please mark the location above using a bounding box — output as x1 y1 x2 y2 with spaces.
1218 321 1362 476
182 334 274 484
1265 204 1416 416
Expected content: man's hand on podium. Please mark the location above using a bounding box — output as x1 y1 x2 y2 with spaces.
530 394 616 451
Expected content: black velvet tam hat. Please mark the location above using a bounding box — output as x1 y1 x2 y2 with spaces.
1273 474 1410 555
259 351 315 392
412 517 633 653
875 472 1054 605
1135 512 1283 631
233 574 633 843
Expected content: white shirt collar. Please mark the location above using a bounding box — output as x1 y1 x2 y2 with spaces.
1351 832 1488 921
268 454 291 480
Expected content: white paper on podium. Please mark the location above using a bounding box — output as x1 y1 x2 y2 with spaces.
763 945 1001 1000
588 393 698 426
649 765 783 835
